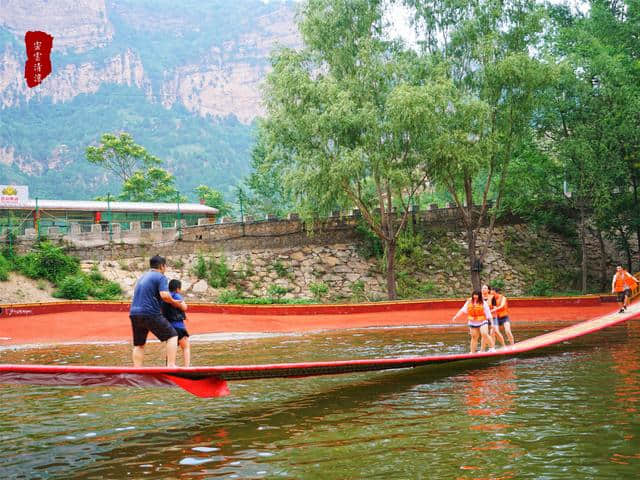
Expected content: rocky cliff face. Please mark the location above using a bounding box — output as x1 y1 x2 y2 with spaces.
0 0 299 120
0 48 150 108
0 0 114 53
160 6 300 123
0 0 300 188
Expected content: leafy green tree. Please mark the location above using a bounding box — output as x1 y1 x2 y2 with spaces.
119 167 184 203
531 1 640 290
259 0 432 299
86 133 161 182
244 125 294 218
195 185 232 217
407 0 550 289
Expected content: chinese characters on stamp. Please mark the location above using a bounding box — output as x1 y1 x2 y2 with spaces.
24 31 54 88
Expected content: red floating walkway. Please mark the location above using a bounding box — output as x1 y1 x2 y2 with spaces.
1 300 638 398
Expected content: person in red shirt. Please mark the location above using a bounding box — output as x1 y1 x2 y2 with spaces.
611 265 638 313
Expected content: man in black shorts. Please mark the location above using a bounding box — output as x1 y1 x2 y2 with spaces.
129 255 184 367
612 265 638 313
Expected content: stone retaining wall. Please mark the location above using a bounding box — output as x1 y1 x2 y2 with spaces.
91 223 628 301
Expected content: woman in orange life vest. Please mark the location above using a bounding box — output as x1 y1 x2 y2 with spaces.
491 287 515 346
451 289 496 353
612 265 638 313
481 284 506 349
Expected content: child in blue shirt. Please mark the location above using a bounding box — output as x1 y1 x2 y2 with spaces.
161 279 191 367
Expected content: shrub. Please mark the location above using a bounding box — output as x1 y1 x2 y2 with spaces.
173 258 185 269
16 253 41 279
355 220 384 259
192 254 207 279
350 280 366 301
207 256 231 288
396 232 425 266
272 260 289 278
0 253 10 281
267 284 289 299
35 242 79 284
17 242 79 284
217 293 313 305
2 230 17 258
90 281 122 300
419 282 438 296
527 279 552 297
217 289 240 303
491 277 505 290
89 264 104 282
309 281 329 301
55 274 90 300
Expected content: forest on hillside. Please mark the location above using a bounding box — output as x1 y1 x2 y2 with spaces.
0 0 296 201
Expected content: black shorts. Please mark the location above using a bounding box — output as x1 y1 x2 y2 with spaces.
617 289 631 303
130 314 178 346
174 327 190 340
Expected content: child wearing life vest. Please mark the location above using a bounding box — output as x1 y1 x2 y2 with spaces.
491 287 514 346
451 289 496 353
482 284 506 349
612 266 638 313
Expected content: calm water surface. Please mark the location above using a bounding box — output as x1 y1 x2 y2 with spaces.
1 322 640 479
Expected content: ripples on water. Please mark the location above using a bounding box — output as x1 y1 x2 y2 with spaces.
1 323 640 479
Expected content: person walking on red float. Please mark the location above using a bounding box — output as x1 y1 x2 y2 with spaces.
612 265 638 313
451 289 496 353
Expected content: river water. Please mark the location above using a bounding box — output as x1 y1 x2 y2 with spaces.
1 322 640 479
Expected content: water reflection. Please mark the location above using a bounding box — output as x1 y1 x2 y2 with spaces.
608 321 640 468
2 326 640 478
454 361 521 479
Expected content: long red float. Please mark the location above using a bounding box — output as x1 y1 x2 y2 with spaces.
1 306 637 398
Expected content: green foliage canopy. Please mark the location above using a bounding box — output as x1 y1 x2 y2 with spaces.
86 133 162 182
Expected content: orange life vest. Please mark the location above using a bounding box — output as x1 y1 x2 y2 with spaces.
614 271 636 292
625 273 638 289
467 300 485 323
494 293 509 318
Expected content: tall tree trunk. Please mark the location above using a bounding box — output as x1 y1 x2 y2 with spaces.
385 239 397 300
623 235 632 273
595 227 607 292
468 227 481 290
579 202 587 294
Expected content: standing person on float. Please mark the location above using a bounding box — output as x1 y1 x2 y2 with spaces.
612 265 638 313
451 289 496 353
491 287 514 346
481 284 505 349
129 255 183 367
162 279 191 367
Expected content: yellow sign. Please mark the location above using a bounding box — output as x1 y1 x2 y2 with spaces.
0 185 29 206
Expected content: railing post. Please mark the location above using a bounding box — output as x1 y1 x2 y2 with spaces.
176 192 182 240
35 197 40 242
107 192 113 243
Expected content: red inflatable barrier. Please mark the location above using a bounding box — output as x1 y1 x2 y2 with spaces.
1 305 638 397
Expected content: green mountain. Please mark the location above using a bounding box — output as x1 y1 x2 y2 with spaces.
0 0 300 201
